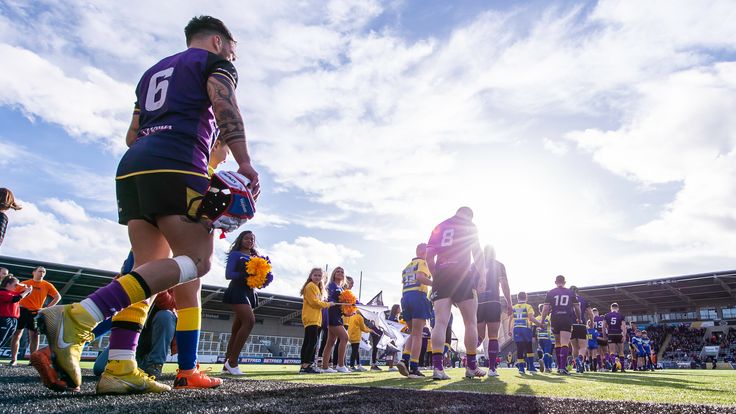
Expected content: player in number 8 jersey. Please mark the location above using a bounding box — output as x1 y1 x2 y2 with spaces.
426 207 485 380
540 275 580 375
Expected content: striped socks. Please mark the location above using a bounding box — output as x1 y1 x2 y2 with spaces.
176 307 201 370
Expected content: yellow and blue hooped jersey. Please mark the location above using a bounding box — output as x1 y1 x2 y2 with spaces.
537 316 552 340
512 303 535 329
402 258 431 295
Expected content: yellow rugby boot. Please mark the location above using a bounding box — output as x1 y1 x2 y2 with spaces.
36 304 95 389
97 360 171 394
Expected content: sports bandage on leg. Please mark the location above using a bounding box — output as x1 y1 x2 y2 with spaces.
174 256 198 284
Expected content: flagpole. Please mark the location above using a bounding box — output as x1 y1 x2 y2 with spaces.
359 270 363 302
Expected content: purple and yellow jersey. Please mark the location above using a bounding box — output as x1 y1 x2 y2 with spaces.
544 286 578 316
512 303 535 329
401 258 431 295
604 311 624 335
427 215 479 269
481 259 507 302
117 48 238 179
594 315 606 335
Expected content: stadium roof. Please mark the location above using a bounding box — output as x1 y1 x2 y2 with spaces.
526 270 736 315
0 255 302 322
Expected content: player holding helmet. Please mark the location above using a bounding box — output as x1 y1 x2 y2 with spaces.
33 15 258 394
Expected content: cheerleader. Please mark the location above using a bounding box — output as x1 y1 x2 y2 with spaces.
222 230 259 375
320 267 350 373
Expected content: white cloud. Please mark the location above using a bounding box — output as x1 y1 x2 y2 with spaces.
0 139 116 212
0 43 133 153
2 199 129 270
543 137 569 155
566 63 736 267
268 236 363 276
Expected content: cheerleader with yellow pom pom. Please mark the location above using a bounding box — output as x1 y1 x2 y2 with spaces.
222 230 273 376
321 267 353 373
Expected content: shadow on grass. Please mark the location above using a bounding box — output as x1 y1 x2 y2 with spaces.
580 371 714 391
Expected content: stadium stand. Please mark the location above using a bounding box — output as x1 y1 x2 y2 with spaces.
507 270 736 368
4 255 736 368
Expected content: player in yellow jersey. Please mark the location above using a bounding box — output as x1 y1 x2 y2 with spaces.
507 292 543 374
536 304 553 373
396 243 433 379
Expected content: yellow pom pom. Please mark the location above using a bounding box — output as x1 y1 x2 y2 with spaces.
339 289 357 315
246 256 272 289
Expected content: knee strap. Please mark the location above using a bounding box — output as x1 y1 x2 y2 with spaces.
173 256 198 284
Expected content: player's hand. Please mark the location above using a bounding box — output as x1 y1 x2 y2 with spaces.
237 162 260 199
506 305 513 316
328 302 335 307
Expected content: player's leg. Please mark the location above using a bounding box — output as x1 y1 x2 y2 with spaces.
408 318 425 377
398 331 413 375
575 338 586 373
487 321 500 374
570 337 579 368
36 214 211 389
397 296 412 374
525 339 536 372
557 331 572 374
457 296 484 377
477 321 487 354
430 298 451 379
96 223 171 394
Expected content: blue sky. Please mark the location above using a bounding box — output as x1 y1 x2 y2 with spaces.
2 0 736 310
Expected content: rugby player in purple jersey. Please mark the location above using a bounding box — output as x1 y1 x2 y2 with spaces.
476 245 512 377
426 207 485 380
35 16 259 394
540 275 581 375
604 303 627 372
569 286 594 373
592 308 609 370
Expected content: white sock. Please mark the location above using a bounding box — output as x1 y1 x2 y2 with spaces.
108 349 136 361
80 298 105 323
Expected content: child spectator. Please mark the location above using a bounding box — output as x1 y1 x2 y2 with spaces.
347 310 372 371
0 275 33 351
299 268 333 374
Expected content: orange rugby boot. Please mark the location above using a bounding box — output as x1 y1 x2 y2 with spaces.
30 347 75 392
173 364 222 389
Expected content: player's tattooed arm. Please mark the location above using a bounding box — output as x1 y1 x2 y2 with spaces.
207 75 246 148
207 74 260 196
125 110 140 148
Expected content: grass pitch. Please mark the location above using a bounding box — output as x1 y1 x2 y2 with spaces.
143 363 736 407
2 361 735 413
